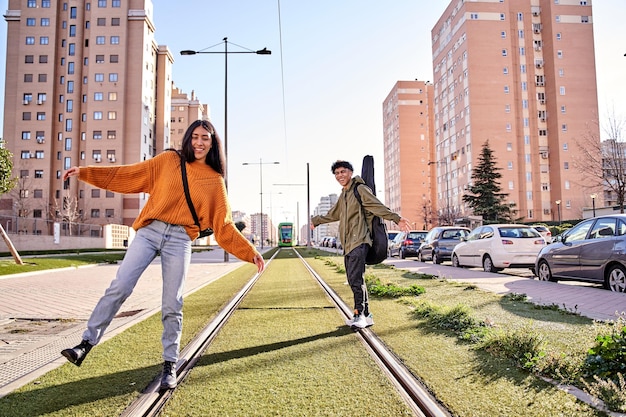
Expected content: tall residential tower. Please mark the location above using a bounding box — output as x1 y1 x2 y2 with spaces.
1 0 173 228
431 0 600 223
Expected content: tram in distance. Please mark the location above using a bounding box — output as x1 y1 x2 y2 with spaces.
278 222 294 247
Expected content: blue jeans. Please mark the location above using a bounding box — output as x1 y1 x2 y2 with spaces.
82 220 191 362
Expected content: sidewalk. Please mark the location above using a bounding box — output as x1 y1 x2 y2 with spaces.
385 259 626 322
0 248 246 397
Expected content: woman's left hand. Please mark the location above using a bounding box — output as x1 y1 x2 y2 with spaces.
253 253 265 273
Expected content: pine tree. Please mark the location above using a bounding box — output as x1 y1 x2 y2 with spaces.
462 140 511 222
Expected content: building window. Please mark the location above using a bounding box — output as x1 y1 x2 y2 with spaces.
503 67 508 75
67 80 73 92
110 55 119 63
505 104 510 113
108 111 117 120
95 73 104 82
517 12 523 21
97 17 106 26
105 209 115 218
24 74 33 82
98 0 107 7
42 0 51 7
27 0 36 7
556 33 562 40
25 55 34 63
22 131 31 140
69 43 76 56
36 131 44 141
66 99 73 112
106 190 114 198
109 73 118 82
27 18 36 26
96 36 105 45
94 92 103 101
65 119 73 132
23 112 32 121
561 105 566 114
93 130 102 139
34 170 44 179
91 209 100 218
504 86 509 94
93 150 102 162
110 36 120 44
69 25 76 37
112 0 120 6
91 189 100 198
581 16 589 23
96 55 105 63
107 150 116 162
94 111 103 120
38 74 47 82
37 112 46 121
26 37 35 45
500 31 506 39
108 92 117 101
111 18 120 25
502 49 507 57
39 55 48 63
107 130 116 139
507 162 513 170
40 36 49 45
508 181 514 190
559 86 565 95
470 13 478 20
68 62 75 74
35 150 44 159
33 189 43 198
564 162 569 170
562 124 567 132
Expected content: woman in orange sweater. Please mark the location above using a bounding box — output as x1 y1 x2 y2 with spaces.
60 119 264 390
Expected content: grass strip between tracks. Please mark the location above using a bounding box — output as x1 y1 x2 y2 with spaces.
160 248 415 416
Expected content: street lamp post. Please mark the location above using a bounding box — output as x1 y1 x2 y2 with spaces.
591 193 597 217
242 159 279 249
555 200 562 225
181 38 271 261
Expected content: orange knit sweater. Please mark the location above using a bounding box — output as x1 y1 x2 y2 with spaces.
78 151 258 263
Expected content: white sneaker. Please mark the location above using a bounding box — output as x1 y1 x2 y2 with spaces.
346 314 368 329
364 314 374 327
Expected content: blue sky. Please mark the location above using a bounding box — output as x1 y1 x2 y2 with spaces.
1 1 625 230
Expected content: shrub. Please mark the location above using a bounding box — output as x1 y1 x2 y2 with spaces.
584 320 626 379
482 324 546 371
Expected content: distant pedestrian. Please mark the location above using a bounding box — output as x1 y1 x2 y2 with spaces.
310 160 410 328
60 119 264 390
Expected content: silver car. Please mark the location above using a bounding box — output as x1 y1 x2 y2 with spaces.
417 226 470 264
535 214 626 292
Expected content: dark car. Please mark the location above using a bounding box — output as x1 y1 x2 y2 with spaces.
535 214 626 292
389 230 427 258
417 226 471 264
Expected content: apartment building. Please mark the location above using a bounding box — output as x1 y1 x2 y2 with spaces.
170 85 209 150
311 193 339 244
1 0 173 229
431 0 601 223
382 80 435 230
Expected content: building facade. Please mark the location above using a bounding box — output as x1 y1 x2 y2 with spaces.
431 0 601 223
169 85 209 150
1 0 174 230
382 80 435 230
311 193 338 244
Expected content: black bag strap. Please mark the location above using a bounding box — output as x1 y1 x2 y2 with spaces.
179 154 201 229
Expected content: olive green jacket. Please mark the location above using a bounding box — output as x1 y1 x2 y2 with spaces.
311 176 401 255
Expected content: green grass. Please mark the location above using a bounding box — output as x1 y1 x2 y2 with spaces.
0 247 615 416
0 253 126 275
304 250 607 416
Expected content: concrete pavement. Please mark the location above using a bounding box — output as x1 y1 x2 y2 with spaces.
385 258 626 322
0 248 247 397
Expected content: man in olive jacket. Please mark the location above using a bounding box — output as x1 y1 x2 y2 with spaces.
311 160 410 329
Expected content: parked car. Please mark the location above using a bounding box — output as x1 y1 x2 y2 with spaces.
389 230 428 258
452 224 547 273
387 230 402 257
417 226 471 264
531 225 553 243
535 214 626 292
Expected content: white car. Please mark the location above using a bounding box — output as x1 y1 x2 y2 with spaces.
451 224 547 273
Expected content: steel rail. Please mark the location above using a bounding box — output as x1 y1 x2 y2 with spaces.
294 249 451 417
119 251 279 417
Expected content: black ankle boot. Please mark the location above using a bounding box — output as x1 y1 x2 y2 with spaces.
61 340 93 367
160 361 177 390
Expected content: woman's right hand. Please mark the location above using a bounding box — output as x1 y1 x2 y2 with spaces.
63 166 80 181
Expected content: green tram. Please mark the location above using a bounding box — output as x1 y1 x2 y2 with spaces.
277 222 294 247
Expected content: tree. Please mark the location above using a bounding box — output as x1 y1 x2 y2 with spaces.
0 139 18 196
574 112 626 213
0 139 23 265
462 140 511 222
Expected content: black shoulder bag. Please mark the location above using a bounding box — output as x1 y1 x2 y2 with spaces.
180 155 213 238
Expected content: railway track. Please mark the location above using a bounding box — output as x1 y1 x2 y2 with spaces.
120 248 450 417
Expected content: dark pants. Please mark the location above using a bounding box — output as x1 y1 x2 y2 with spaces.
344 243 369 316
